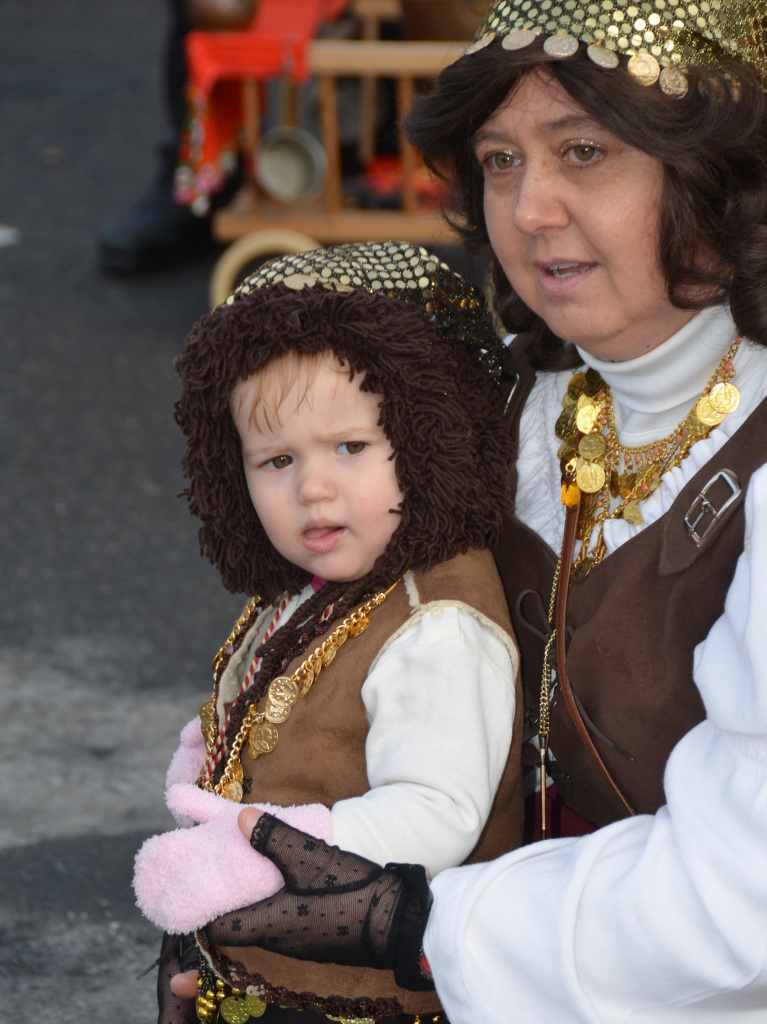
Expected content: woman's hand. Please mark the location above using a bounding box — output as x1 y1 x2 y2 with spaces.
198 810 434 990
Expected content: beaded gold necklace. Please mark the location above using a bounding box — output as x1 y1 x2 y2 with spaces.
200 580 400 802
556 336 742 583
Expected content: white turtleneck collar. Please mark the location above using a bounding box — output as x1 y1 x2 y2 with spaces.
575 305 738 447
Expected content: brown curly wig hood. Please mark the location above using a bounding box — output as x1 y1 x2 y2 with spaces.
175 246 513 607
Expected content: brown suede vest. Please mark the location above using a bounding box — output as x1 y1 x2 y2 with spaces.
211 548 522 1017
493 347 767 827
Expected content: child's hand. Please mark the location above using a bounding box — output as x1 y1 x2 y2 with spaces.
237 806 265 840
170 970 199 998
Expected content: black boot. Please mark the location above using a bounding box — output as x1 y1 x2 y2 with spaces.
97 141 216 274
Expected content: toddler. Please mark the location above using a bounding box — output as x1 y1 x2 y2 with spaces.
135 242 523 1024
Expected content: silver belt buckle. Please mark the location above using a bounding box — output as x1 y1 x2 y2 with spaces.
684 469 741 547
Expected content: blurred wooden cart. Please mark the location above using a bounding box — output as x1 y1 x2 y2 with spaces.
208 30 465 306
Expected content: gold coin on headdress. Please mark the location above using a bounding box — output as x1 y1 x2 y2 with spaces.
622 500 645 526
268 676 300 706
708 381 741 415
575 404 599 434
282 273 319 291
465 32 496 55
659 65 689 97
694 395 726 426
543 33 579 58
578 432 607 459
628 51 660 86
501 29 538 51
576 462 606 493
587 44 620 68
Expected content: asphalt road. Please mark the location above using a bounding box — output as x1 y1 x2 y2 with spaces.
0 5 480 1019
1 2 244 1018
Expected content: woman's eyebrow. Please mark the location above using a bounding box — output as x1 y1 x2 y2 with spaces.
472 114 605 148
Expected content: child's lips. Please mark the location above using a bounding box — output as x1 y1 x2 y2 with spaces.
300 524 346 554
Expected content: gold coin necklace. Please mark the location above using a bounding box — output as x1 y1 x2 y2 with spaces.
202 580 401 802
556 336 742 583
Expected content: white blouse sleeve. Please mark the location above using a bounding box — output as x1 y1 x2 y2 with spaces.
424 466 767 1023
329 605 517 877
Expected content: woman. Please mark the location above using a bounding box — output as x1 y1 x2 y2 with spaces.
172 1 767 1020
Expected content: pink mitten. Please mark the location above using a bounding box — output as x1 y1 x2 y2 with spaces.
133 785 332 933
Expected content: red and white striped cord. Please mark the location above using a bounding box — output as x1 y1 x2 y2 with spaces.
199 594 338 786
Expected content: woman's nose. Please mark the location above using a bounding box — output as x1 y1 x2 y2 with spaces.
511 162 570 235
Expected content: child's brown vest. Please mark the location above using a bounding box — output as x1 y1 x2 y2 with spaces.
209 547 523 1017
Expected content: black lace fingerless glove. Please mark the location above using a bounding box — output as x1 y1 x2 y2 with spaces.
202 813 434 991
156 932 200 1024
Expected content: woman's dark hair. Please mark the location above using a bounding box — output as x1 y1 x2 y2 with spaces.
175 283 514 750
406 38 767 369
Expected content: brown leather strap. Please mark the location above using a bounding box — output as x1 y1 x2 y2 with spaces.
554 500 637 817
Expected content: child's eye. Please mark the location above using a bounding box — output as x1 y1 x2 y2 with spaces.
338 441 367 455
266 454 292 469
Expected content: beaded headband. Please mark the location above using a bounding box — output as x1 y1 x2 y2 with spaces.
227 241 506 379
468 0 767 96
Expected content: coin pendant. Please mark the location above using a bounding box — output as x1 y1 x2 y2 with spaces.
562 392 576 409
583 368 605 396
244 995 267 1017
349 615 371 637
571 559 593 584
321 639 337 666
249 721 279 754
708 381 741 415
567 372 587 399
576 462 605 494
222 779 244 803
264 699 291 724
231 758 244 782
220 996 251 1024
622 500 644 526
199 698 216 722
578 432 607 459
268 676 299 706
609 468 621 499
695 395 725 427
555 406 577 442
575 404 598 434
618 472 636 499
686 409 708 436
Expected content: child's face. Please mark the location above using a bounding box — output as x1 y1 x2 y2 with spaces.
231 356 403 583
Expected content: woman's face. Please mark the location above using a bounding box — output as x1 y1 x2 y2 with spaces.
474 69 695 361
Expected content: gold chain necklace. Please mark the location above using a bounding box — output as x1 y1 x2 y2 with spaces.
556 336 742 583
201 580 401 802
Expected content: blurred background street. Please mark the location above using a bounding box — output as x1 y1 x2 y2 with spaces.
0 1 479 1019
1 1 243 1018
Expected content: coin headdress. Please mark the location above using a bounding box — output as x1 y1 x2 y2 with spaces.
468 0 767 95
227 240 506 380
176 241 513 603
